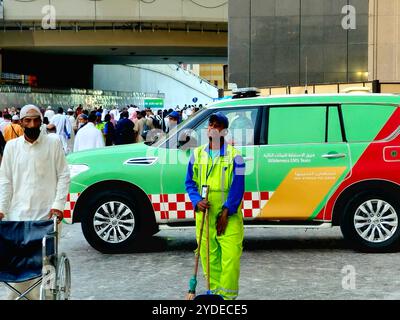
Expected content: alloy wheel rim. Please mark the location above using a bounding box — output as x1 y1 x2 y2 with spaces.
354 199 398 243
93 201 135 243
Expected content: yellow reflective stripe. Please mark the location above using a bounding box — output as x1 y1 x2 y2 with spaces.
221 165 225 203
193 144 241 206
217 287 238 294
215 288 238 300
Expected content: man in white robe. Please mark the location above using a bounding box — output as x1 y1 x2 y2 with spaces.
44 106 55 121
73 113 105 152
0 104 70 300
50 107 72 154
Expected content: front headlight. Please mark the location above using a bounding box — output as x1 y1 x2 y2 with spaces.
68 164 89 178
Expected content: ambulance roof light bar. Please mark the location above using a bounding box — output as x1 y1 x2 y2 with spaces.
232 87 261 99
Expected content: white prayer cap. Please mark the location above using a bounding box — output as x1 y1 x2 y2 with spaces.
12 115 19 121
20 104 43 120
47 106 52 110
67 108 73 112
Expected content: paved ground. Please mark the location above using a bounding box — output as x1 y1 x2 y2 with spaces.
2 223 400 300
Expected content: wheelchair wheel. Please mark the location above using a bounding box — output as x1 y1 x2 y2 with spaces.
40 257 57 300
56 253 71 300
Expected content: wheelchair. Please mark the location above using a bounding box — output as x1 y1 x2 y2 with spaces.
0 217 71 300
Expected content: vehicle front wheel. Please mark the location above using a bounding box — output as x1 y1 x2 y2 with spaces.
340 191 400 252
81 189 153 253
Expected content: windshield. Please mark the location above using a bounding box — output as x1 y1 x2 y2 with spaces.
151 108 209 148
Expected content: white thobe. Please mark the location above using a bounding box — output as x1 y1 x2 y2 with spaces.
128 107 135 118
73 122 105 152
110 109 120 122
44 110 55 121
0 132 70 221
67 115 75 153
50 114 72 154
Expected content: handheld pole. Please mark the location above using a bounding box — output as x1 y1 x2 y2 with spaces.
201 185 211 292
206 205 210 291
186 185 210 300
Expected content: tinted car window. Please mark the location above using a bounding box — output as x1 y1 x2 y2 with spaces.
328 107 343 143
342 104 397 142
268 106 326 144
156 108 209 149
189 108 260 148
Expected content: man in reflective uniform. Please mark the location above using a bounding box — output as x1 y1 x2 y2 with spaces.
185 112 245 300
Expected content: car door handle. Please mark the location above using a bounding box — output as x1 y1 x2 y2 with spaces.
322 153 346 159
243 157 254 162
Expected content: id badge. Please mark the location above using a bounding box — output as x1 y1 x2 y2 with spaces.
201 185 209 199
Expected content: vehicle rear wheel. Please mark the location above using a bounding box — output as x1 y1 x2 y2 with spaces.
340 191 400 252
81 189 154 253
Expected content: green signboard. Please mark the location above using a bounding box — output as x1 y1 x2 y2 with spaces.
144 98 164 109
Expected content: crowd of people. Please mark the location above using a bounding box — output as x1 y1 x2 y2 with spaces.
0 104 245 301
0 103 202 161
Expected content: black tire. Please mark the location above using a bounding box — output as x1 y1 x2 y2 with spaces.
81 189 154 253
340 191 400 252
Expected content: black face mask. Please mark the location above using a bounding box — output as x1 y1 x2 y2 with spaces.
24 127 41 140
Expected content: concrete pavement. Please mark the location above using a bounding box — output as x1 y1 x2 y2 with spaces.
2 223 400 300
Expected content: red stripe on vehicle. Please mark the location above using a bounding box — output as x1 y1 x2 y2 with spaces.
323 107 400 221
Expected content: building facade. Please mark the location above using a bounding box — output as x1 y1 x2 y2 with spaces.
229 0 369 88
369 0 400 83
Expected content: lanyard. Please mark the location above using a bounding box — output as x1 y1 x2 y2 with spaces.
205 149 221 181
205 153 213 181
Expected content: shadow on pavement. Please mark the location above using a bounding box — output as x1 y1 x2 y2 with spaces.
120 234 351 254
243 237 349 251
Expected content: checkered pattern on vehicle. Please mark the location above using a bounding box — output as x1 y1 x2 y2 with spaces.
242 191 270 218
64 191 272 224
149 191 271 222
63 193 80 223
148 193 194 222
